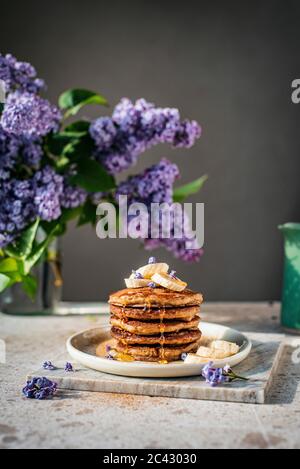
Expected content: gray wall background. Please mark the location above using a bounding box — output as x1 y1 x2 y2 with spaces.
1 0 300 301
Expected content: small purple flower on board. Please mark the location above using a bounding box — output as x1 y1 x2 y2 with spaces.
64 362 74 373
42 361 56 371
202 362 248 387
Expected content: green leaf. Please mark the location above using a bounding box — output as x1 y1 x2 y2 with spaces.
22 224 60 275
173 175 208 203
5 219 40 259
0 273 12 293
77 201 97 227
71 159 116 193
22 275 38 301
47 133 77 156
64 135 94 160
64 120 90 136
59 89 108 118
0 258 18 273
60 206 83 223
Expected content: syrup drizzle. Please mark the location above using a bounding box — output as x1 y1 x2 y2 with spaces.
159 305 168 364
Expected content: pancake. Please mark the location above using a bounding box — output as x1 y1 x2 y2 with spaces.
110 304 200 322
111 326 202 345
115 340 201 362
109 287 203 308
110 315 200 335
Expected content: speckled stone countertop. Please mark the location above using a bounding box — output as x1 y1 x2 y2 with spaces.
0 303 299 449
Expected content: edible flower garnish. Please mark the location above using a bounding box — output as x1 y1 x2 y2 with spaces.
125 258 187 291
42 361 56 370
148 257 156 264
132 270 144 279
105 345 118 360
202 362 248 387
22 377 57 400
64 362 74 373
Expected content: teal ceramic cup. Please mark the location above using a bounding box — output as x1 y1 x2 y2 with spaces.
279 223 300 332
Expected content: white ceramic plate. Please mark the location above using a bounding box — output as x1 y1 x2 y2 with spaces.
66 322 252 378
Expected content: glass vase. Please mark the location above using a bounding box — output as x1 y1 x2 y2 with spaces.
0 238 63 315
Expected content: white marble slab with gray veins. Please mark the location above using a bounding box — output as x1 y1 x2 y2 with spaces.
27 332 284 404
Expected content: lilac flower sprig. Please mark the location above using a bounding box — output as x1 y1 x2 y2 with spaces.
22 377 57 400
202 362 248 387
42 361 56 371
90 98 202 175
132 270 144 279
0 51 205 301
64 362 74 372
105 344 117 360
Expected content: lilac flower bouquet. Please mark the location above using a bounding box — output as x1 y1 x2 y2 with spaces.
0 53 206 297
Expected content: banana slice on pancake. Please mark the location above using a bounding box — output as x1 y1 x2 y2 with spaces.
151 272 187 292
130 262 169 280
124 278 151 289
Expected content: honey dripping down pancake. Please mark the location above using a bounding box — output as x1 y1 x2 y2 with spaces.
111 327 202 345
107 260 204 363
110 315 200 335
110 304 200 322
109 287 203 308
115 340 201 362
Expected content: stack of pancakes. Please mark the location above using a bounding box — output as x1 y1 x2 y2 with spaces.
109 287 203 362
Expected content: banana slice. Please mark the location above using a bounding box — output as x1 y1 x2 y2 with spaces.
124 278 151 289
211 340 240 357
131 263 169 280
151 272 187 292
196 341 239 360
184 354 210 364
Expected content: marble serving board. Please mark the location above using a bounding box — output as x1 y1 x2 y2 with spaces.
27 332 285 404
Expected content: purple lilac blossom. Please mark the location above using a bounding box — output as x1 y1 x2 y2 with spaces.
0 178 36 247
22 377 57 400
60 181 87 209
33 166 64 221
0 125 20 180
116 159 203 262
64 362 74 372
1 91 61 138
132 270 144 279
0 166 68 248
0 53 45 93
148 257 156 264
43 361 56 371
0 125 44 179
21 137 43 167
90 98 201 175
202 362 228 387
